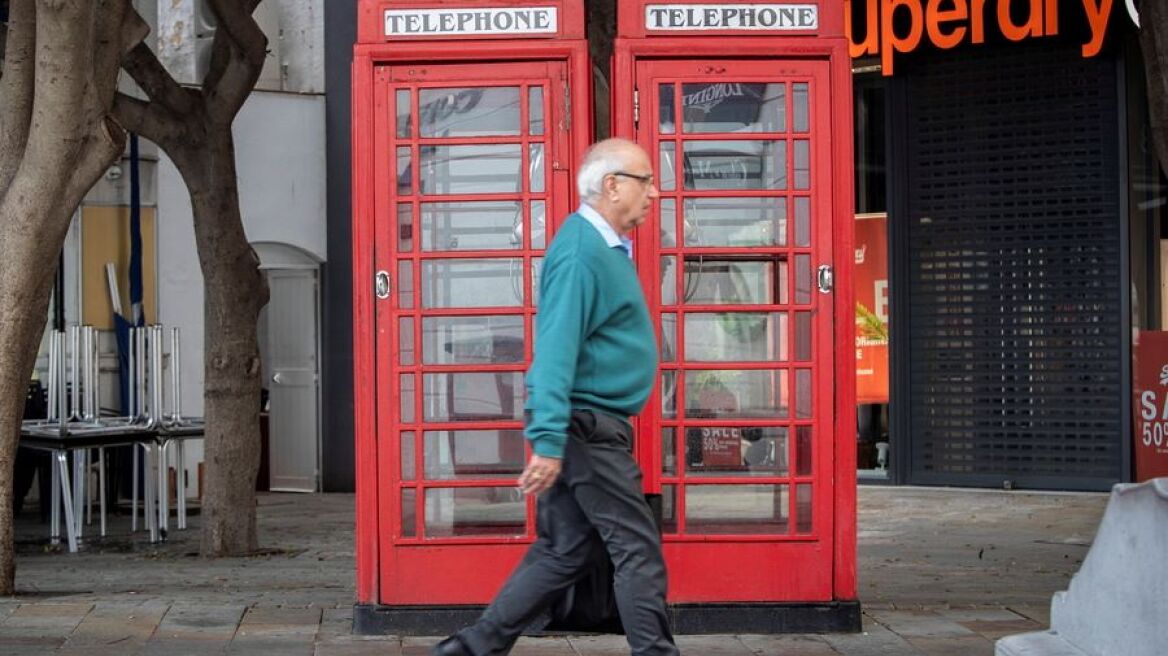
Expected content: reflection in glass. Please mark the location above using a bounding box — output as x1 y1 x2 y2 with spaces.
398 317 415 365
662 371 677 419
532 257 544 306
661 313 677 362
400 373 415 423
684 369 788 418
681 83 786 133
397 146 412 194
398 261 414 309
401 488 416 537
420 87 520 137
659 84 675 134
795 369 812 419
685 426 788 476
685 484 788 534
424 430 526 479
401 432 415 480
796 484 812 533
425 487 526 538
661 256 677 305
794 197 811 247
660 199 677 249
531 201 546 249
685 313 786 362
795 254 811 305
794 140 810 190
423 315 525 365
682 140 785 190
423 372 525 422
681 197 787 247
795 311 812 360
529 143 545 193
421 145 522 195
396 89 412 138
682 257 785 305
793 83 809 132
660 142 676 191
422 259 524 308
662 484 678 534
398 203 414 252
662 427 676 475
796 425 812 475
529 86 544 136
421 201 522 251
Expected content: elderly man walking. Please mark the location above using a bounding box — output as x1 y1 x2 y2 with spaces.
432 138 680 656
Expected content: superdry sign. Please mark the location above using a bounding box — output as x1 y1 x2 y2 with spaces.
384 7 558 37
646 4 819 31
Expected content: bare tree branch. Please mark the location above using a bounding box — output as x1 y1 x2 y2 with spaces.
60 117 127 217
122 41 198 117
92 1 149 111
205 0 265 57
202 0 267 125
0 0 36 197
113 91 187 147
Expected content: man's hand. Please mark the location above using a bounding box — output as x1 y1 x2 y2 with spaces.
518 454 562 496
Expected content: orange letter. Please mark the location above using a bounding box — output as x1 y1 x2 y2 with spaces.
881 0 924 76
969 0 987 43
847 0 881 58
1081 0 1113 57
927 0 968 49
1044 0 1059 35
998 0 1044 41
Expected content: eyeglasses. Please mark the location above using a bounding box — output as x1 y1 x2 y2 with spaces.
612 171 655 186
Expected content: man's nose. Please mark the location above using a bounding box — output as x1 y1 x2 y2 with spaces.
648 183 660 199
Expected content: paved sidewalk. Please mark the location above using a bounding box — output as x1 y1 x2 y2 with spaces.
3 487 1108 655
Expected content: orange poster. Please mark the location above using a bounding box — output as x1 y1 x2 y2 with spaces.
1132 331 1168 482
855 214 888 404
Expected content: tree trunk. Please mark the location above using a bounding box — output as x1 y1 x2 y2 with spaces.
175 132 268 555
1141 0 1168 176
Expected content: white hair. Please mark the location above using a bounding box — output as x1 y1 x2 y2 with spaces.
576 139 637 202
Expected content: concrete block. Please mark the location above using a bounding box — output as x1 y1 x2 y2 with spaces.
996 631 1089 656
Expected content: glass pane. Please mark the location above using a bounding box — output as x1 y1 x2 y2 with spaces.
794 197 811 247
425 487 525 538
422 259 524 308
681 83 786 133
423 315 525 365
685 313 786 362
681 197 787 247
529 143 545 193
661 484 678 534
796 484 812 533
532 257 544 306
423 372 525 422
399 374 415 423
682 140 785 191
531 201 546 249
659 142 676 191
661 256 677 305
420 145 522 195
401 432 415 480
661 313 677 362
682 257 785 305
398 317 415 365
662 427 676 475
796 426 812 475
660 199 677 249
685 484 788 535
794 254 811 305
421 201 522 251
401 488 416 537
793 83 809 133
424 430 526 479
396 89 412 138
528 86 544 136
795 311 812 360
662 371 677 419
685 426 788 476
659 84 675 134
398 261 414 309
795 369 812 419
398 203 414 252
397 146 412 194
794 140 810 190
420 87 520 137
685 369 788 419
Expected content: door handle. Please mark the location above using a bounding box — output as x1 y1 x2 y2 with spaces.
272 373 283 385
817 265 833 294
375 270 391 299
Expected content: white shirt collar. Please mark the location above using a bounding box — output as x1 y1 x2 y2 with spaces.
578 203 633 258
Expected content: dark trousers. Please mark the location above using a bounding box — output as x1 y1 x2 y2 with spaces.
457 410 679 656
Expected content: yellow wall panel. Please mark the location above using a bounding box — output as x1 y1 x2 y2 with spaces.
81 206 157 329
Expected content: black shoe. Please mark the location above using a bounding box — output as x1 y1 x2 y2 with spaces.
430 635 471 656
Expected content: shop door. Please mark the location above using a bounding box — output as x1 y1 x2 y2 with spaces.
374 61 572 604
634 60 836 601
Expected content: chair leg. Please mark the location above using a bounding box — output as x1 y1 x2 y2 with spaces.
56 451 78 553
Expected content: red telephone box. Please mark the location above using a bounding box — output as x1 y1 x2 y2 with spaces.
613 0 858 628
351 0 592 631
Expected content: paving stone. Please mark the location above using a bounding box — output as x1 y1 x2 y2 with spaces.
1005 604 1051 628
0 602 93 638
738 633 841 655
569 634 636 655
241 605 323 626
822 619 926 655
673 634 755 655
936 609 1029 623
957 619 1043 641
864 610 977 638
316 607 356 641
906 634 996 656
226 636 316 655
316 640 403 656
58 600 169 651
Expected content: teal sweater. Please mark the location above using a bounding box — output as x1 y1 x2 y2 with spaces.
525 213 658 458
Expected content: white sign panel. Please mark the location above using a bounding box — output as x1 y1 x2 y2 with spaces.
646 4 818 31
385 7 558 37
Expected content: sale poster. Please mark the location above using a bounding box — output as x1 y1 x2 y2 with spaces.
1132 330 1168 482
855 214 889 404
